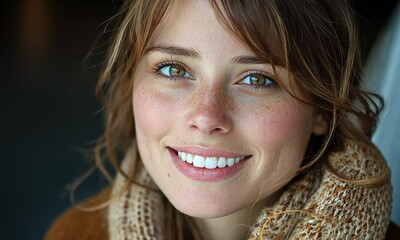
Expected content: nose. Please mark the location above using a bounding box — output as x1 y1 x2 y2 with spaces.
187 87 233 135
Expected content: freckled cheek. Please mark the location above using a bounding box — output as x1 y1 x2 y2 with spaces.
132 86 178 138
244 103 313 146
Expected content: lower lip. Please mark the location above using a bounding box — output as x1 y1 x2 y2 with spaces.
168 148 248 182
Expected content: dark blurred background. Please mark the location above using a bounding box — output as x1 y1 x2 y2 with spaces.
0 0 399 239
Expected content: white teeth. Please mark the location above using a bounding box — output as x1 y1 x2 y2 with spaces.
186 153 193 163
177 151 246 168
217 157 226 168
205 157 218 169
227 158 235 167
235 157 240 164
193 155 205 168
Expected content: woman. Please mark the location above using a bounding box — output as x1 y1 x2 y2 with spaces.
47 0 394 239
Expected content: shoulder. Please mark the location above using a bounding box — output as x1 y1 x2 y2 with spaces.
327 140 391 185
45 189 110 240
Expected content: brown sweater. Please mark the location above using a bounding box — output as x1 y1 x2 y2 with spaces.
45 190 109 240
46 189 400 240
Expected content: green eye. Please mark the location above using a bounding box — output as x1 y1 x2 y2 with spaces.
241 74 275 87
160 64 192 78
250 75 267 85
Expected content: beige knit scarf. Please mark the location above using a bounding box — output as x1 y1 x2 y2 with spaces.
108 141 392 239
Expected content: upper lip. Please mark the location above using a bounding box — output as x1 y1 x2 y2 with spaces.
169 146 251 158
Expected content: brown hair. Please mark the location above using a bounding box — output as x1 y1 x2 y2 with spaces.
211 0 384 170
93 0 386 239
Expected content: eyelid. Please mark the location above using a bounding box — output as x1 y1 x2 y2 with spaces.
235 70 279 92
240 70 277 83
153 60 195 79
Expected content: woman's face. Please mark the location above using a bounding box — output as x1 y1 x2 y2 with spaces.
132 0 325 218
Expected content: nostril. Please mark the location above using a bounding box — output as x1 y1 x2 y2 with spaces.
189 121 231 135
209 127 224 134
188 110 233 135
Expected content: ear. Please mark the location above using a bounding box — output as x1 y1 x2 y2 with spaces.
312 113 327 135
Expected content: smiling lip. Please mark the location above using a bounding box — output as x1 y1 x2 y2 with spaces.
167 147 251 182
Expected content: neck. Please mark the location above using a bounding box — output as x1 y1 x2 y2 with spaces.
194 198 272 240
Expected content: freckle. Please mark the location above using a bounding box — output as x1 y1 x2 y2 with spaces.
168 173 170 177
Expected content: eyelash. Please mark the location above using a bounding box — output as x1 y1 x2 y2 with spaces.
151 60 277 91
152 60 193 81
240 71 277 91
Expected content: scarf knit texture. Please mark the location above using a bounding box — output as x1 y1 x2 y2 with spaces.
108 141 392 239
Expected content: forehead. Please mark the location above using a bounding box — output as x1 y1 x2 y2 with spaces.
146 0 255 58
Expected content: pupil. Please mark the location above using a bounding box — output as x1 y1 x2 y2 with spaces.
170 65 185 77
250 75 265 85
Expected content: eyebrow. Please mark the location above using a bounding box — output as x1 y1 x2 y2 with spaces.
144 44 264 64
144 45 201 59
232 55 264 64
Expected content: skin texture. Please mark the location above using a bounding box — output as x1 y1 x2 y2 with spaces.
132 0 325 239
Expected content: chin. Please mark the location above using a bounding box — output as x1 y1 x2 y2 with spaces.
166 193 247 219
176 205 234 219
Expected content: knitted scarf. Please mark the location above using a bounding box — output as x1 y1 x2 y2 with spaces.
108 141 392 239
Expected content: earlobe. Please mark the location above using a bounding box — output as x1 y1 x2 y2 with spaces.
312 114 327 135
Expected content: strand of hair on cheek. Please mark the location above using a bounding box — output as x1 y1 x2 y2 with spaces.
246 160 306 238
256 152 307 202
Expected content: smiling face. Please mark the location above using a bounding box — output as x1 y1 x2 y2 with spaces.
132 0 325 218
